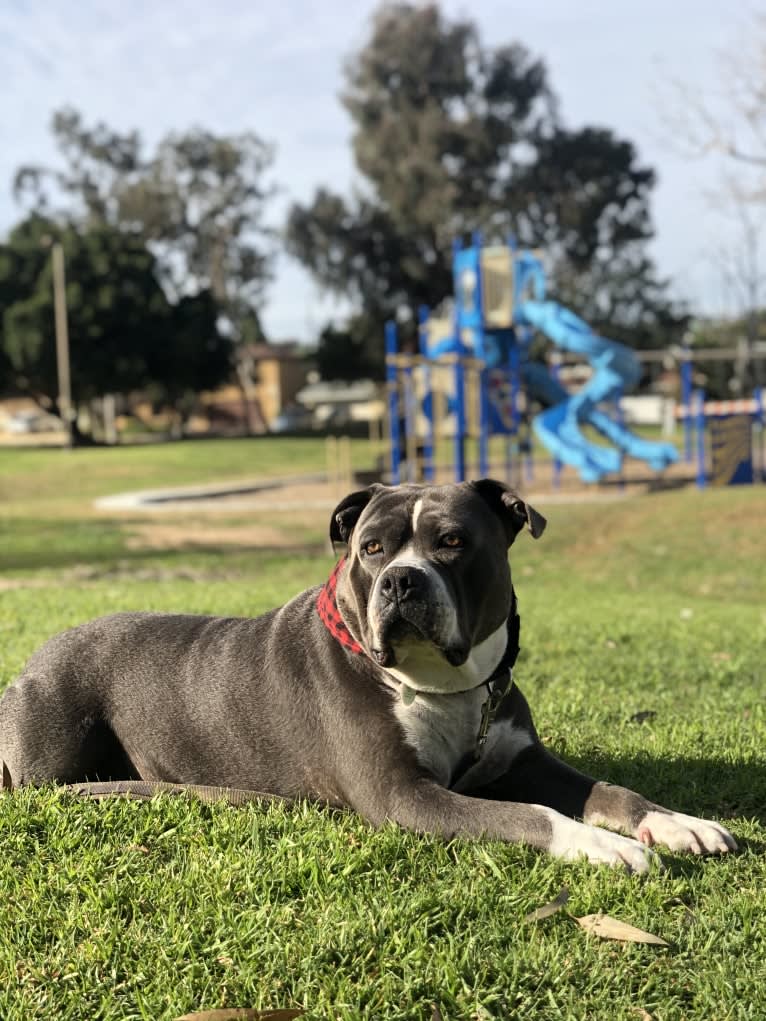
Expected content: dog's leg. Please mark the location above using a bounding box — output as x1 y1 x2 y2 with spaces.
377 775 661 873
0 673 134 786
473 742 737 856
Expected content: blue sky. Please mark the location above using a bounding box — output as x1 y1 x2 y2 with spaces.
0 0 753 340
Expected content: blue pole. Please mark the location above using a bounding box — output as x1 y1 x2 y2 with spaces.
682 344 693 463
454 358 466 483
418 305 434 482
385 321 400 485
479 366 490 478
403 356 416 483
615 383 625 491
755 387 764 482
550 360 562 490
695 389 707 488
512 341 527 483
509 340 522 435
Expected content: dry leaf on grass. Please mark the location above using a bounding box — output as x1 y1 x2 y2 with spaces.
174 1010 303 1020
575 913 668 945
524 887 570 922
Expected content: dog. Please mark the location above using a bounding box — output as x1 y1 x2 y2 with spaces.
0 479 736 870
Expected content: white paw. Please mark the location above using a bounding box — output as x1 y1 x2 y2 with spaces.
637 810 737 855
546 812 657 873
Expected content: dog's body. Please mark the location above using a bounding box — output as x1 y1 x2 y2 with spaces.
0 480 736 870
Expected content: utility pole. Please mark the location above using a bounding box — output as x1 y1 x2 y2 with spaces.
50 241 73 448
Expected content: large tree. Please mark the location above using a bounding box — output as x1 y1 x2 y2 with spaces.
14 110 276 430
0 214 232 441
287 2 686 374
14 109 275 340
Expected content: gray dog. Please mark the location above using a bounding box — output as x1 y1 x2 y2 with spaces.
0 479 736 870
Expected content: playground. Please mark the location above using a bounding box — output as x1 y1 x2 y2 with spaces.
384 236 765 494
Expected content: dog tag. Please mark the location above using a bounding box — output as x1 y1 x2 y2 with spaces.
401 684 416 706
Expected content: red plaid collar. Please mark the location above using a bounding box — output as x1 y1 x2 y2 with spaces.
316 557 364 655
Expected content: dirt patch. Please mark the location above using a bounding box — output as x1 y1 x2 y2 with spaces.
125 522 301 550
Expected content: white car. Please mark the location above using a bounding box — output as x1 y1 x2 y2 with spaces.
4 410 63 434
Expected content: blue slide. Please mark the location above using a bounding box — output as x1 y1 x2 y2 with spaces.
518 301 679 482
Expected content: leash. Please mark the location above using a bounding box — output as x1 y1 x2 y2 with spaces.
64 780 287 805
0 766 288 806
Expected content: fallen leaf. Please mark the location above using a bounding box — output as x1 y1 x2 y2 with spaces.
524 887 569 922
575 913 668 945
174 1010 303 1020
633 1009 654 1021
432 1005 444 1021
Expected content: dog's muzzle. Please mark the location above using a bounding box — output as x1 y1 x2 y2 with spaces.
370 564 466 668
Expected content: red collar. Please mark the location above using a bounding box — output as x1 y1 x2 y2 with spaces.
316 557 364 655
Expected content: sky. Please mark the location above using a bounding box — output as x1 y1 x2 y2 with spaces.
0 0 758 342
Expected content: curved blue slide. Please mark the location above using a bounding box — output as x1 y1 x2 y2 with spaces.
518 301 679 482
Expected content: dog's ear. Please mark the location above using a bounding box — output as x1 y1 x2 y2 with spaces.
329 486 379 549
470 478 546 545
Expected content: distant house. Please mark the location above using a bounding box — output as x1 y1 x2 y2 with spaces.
194 342 310 433
295 378 385 431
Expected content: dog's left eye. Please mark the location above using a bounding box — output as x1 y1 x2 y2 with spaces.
363 540 383 556
440 534 464 549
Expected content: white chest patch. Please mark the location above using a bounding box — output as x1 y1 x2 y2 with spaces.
391 685 533 789
384 621 509 694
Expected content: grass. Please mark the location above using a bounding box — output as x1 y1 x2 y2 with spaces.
0 440 764 1020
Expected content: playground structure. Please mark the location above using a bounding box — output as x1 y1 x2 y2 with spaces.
677 385 764 488
385 236 680 485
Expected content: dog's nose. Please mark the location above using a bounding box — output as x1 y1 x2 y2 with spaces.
379 566 422 604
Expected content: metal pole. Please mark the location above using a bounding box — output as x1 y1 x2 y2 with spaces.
695 389 707 489
550 358 562 490
51 242 73 447
478 366 490 478
385 321 401 485
681 342 692 463
755 387 764 483
418 305 434 482
403 356 418 482
454 358 466 483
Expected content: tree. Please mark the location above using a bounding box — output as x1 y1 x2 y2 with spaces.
315 318 379 381
663 15 766 180
287 2 686 373
662 14 766 386
14 110 276 431
148 289 233 426
0 214 233 441
14 111 275 333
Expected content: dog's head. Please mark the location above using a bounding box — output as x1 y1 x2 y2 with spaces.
329 480 545 693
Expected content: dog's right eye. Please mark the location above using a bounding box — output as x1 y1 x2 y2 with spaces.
363 540 383 556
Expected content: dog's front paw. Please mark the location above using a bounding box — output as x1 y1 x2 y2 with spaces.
549 815 658 873
637 810 737 855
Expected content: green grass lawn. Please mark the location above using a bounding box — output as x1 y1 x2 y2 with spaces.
0 441 764 1020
